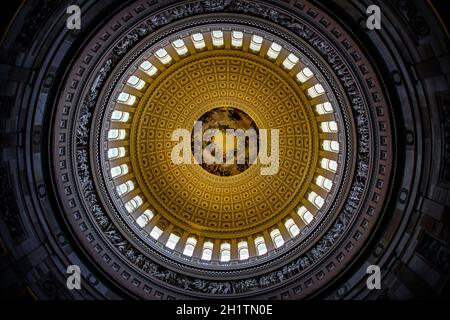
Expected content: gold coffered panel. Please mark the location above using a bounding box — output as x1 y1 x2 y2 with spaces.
131 51 317 238
105 27 341 262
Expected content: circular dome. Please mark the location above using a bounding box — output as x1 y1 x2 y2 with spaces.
41 0 399 298
4 0 450 302
99 25 346 268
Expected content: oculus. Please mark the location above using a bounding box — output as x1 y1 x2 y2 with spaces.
171 107 280 176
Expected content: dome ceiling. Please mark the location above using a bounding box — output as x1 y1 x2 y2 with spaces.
53 1 393 295
1 0 448 301
97 26 347 269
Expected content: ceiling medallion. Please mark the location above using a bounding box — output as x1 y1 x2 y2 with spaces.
50 0 394 299
190 107 260 177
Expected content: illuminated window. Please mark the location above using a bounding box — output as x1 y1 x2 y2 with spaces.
125 195 143 213
136 209 154 228
111 111 130 122
183 237 197 257
150 226 163 240
266 42 282 59
298 206 313 224
117 92 136 105
321 158 338 172
238 241 249 260
320 121 338 133
322 140 339 152
139 61 158 76
254 236 267 256
172 39 188 56
231 31 243 48
127 75 145 90
116 180 134 196
192 33 206 49
211 30 224 47
108 147 126 159
107 129 126 140
308 191 325 209
285 219 300 237
315 102 333 114
249 34 263 52
307 84 325 98
155 48 172 65
220 242 231 262
270 229 284 248
316 175 333 191
166 233 180 250
282 53 299 70
296 67 314 83
201 241 214 261
110 164 128 178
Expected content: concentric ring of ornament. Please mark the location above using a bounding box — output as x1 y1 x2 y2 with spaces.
51 0 393 299
100 24 345 266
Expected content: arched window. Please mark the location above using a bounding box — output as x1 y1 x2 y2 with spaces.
316 175 333 191
320 121 338 133
111 110 130 122
285 218 300 237
321 158 338 172
238 240 249 260
107 129 126 140
298 206 314 224
249 34 263 52
211 30 224 47
127 75 145 90
308 191 325 209
108 147 126 159
296 67 314 83
166 233 180 250
282 53 299 70
125 195 143 213
139 61 158 76
172 39 188 56
117 92 136 105
155 48 172 65
231 31 243 48
191 33 206 50
315 102 333 114
307 84 325 98
201 241 214 261
150 226 163 240
136 209 154 227
322 140 339 152
267 42 282 59
270 229 284 248
183 237 197 257
116 180 134 196
254 236 267 256
220 242 231 262
110 164 128 178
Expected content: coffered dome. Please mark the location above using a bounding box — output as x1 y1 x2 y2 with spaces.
59 2 392 295
98 26 346 268
1 0 448 301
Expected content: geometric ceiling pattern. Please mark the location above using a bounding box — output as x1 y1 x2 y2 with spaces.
0 0 449 301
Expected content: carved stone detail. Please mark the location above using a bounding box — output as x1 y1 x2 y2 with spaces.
52 0 394 298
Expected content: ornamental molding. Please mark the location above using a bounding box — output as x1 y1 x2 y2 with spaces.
52 0 394 298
